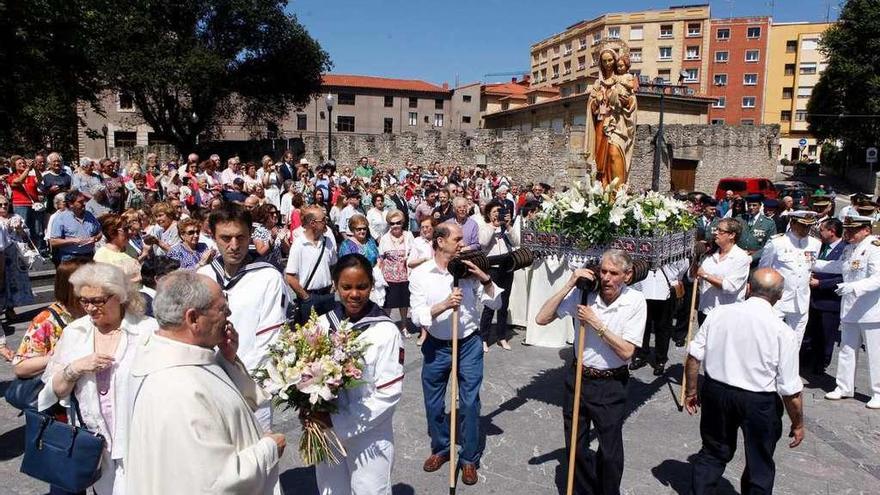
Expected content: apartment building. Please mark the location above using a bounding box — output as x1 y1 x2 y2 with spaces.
706 17 771 125
764 22 832 162
529 4 712 95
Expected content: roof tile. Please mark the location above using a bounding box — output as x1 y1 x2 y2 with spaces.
322 74 448 93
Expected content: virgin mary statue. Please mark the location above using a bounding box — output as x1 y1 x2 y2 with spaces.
585 40 637 185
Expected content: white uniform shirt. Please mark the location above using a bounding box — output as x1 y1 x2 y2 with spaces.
410 259 503 340
632 259 688 301
284 232 338 291
837 205 857 219
557 286 647 369
758 231 821 314
337 205 359 234
814 235 880 323
407 237 433 265
198 261 290 372
688 297 804 396
697 245 751 314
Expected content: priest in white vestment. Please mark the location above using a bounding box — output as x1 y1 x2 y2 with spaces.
126 272 285 495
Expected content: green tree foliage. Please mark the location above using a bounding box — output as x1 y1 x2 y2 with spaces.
88 0 331 152
807 0 880 151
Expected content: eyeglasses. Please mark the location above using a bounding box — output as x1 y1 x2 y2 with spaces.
78 295 113 308
354 227 368 232
183 230 200 235
389 221 404 226
0 203 8 208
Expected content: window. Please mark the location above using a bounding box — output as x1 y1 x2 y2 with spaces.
564 42 572 55
630 26 643 40
434 114 443 127
745 50 759 62
713 74 728 86
658 69 671 83
540 69 546 81
742 96 756 108
782 87 793 99
741 119 755 125
743 73 758 85
576 83 586 93
434 98 443 110
780 111 792 122
715 51 729 62
384 95 394 107
713 96 726 108
711 119 725 125
408 97 418 108
660 24 673 38
553 45 560 58
337 116 355 132
540 50 547 62
118 91 134 111
687 23 701 36
408 112 417 126
532 71 539 81
784 64 796 76
683 68 698 82
801 38 819 50
630 49 642 63
560 87 571 98
113 131 137 148
795 110 808 121
552 64 559 78
296 114 307 130
577 56 586 71
579 37 587 50
686 46 700 60
786 40 797 53
593 32 601 44
716 28 730 40
799 62 817 75
462 94 472 103
608 26 620 39
797 86 812 98
383 118 393 134
659 46 672 60
747 27 761 39
563 61 571 74
462 115 472 124
337 93 355 105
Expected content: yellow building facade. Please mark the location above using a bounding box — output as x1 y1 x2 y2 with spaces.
764 22 832 162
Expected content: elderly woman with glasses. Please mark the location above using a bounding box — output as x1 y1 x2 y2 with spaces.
38 263 158 495
167 217 215 270
147 202 180 255
94 213 143 285
379 209 414 338
339 213 379 266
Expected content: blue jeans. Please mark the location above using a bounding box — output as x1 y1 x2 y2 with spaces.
421 332 484 465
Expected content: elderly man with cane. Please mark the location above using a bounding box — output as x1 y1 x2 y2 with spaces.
536 249 647 495
410 222 502 488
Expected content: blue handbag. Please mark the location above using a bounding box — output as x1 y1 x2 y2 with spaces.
21 394 106 493
4 376 44 411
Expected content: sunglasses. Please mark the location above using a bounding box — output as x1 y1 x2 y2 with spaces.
354 227 368 232
389 221 404 226
183 230 200 235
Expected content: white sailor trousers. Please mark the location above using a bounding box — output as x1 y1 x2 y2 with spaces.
782 310 809 347
316 420 395 495
835 322 880 397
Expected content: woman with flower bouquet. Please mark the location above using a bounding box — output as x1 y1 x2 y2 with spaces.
255 253 404 495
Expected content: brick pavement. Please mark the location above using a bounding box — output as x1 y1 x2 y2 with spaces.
1 318 879 494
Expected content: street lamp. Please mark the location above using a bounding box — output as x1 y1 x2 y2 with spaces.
651 71 687 191
325 94 334 162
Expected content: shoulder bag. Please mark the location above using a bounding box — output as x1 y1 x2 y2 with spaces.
21 394 106 492
4 307 65 411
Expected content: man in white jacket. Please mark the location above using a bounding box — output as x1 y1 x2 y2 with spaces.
126 271 285 494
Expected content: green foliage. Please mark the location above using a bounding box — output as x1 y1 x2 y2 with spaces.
807 0 880 152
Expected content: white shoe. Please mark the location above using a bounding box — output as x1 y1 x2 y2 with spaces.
867 396 880 409
824 389 853 400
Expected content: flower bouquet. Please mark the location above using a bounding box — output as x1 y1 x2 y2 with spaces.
253 311 369 465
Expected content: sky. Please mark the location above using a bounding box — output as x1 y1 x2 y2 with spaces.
288 0 840 86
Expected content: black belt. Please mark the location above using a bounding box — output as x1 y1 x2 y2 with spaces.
571 363 629 379
427 332 478 347
308 286 332 296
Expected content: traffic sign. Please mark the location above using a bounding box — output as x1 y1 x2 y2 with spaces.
868 147 878 164
799 138 808 147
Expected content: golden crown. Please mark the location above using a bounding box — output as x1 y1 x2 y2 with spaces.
594 38 630 59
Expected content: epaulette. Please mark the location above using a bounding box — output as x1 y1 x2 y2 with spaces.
771 233 784 239
872 239 880 247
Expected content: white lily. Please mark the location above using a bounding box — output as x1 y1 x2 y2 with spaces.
609 206 627 225
585 202 601 217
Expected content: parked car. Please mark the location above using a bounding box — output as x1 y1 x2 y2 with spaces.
714 177 778 201
773 181 811 207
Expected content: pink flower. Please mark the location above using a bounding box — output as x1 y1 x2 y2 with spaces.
344 362 362 380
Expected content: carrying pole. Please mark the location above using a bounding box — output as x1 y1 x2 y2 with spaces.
566 288 590 495
678 280 700 406
449 279 460 495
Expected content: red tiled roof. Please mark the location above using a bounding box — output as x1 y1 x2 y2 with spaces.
322 74 448 93
526 86 560 94
499 94 528 101
482 81 531 97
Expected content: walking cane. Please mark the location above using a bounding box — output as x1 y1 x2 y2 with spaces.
566 288 590 495
449 278 460 495
678 276 700 407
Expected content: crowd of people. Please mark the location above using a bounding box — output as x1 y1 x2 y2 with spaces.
0 147 878 495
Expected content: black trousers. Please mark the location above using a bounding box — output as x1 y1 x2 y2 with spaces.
563 365 629 495
691 376 783 495
636 299 673 363
673 280 695 341
479 268 513 343
802 306 840 371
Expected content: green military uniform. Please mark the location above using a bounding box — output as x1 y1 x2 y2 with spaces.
737 213 777 267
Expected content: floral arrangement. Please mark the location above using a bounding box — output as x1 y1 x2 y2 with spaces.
253 311 368 465
530 174 696 249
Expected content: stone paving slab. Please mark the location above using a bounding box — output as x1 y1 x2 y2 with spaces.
1 320 879 494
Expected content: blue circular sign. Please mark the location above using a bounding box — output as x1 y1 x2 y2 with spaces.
799 138 808 146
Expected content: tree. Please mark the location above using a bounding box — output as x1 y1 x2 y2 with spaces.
807 0 880 154
86 0 331 152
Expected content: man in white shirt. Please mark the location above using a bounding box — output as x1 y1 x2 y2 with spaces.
410 222 501 486
630 259 688 375
220 156 244 188
758 211 822 345
685 268 804 495
536 250 647 495
337 192 362 237
285 205 337 323
197 204 292 430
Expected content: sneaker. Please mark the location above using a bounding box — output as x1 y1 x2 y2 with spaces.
824 389 853 400
867 396 880 410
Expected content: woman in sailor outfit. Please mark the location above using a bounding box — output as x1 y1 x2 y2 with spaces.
308 253 405 495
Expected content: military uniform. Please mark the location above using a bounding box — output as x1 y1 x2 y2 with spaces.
737 213 777 267
813 216 880 409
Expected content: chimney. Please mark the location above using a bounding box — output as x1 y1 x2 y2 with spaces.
511 77 518 83
523 74 531 83
442 82 449 90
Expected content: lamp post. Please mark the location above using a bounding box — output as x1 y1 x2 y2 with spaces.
651 71 688 191
326 94 334 162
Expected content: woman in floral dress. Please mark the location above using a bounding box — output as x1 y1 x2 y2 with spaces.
378 210 414 338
